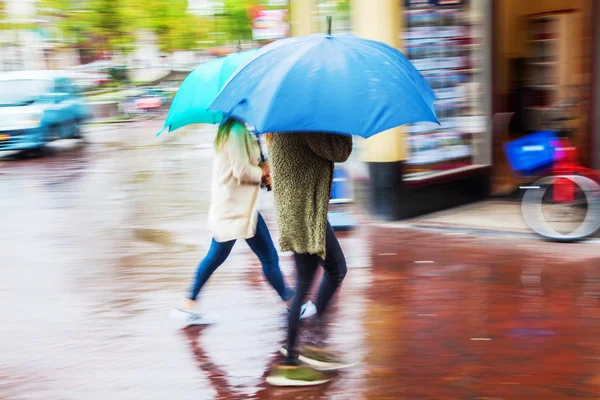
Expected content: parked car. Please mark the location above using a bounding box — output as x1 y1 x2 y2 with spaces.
0 71 92 153
119 94 163 116
67 71 112 91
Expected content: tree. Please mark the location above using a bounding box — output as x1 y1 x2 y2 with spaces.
86 0 137 55
38 0 138 56
39 0 213 56
0 1 34 31
220 0 254 42
132 0 211 53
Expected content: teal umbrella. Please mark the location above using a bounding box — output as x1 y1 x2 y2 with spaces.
157 49 258 136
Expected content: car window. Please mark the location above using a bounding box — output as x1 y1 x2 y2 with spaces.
0 79 53 106
54 78 73 95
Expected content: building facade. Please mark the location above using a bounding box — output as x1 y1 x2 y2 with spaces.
290 0 493 220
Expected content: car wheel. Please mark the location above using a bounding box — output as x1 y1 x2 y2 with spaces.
33 126 57 157
71 121 83 139
48 124 60 141
29 141 47 158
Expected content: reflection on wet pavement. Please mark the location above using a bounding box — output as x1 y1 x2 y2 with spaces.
2 120 600 399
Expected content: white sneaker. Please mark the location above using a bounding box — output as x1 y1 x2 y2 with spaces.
279 346 356 372
301 301 317 319
170 308 215 326
287 301 317 320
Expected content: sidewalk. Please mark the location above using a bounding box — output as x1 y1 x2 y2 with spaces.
396 199 600 244
402 200 531 234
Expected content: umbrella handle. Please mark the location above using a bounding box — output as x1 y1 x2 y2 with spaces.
256 134 272 192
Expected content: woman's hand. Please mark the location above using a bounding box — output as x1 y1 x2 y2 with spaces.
260 162 271 178
263 175 273 188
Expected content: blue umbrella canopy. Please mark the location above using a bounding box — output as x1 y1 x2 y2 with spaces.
210 33 438 138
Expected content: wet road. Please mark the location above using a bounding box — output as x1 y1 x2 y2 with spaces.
2 120 600 399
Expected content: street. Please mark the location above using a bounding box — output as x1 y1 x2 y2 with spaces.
2 119 600 399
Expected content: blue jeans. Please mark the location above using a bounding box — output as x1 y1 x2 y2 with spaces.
189 213 294 302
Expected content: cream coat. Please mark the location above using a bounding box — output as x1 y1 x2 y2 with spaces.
207 122 263 242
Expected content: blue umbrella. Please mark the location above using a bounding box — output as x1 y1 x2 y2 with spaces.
210 33 438 138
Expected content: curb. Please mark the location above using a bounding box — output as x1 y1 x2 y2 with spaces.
374 222 600 244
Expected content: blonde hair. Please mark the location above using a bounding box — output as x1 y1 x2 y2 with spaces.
214 118 253 150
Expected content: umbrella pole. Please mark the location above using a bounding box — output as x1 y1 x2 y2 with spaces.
256 133 272 191
327 16 332 36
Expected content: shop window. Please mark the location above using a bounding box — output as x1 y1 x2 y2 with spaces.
403 0 489 180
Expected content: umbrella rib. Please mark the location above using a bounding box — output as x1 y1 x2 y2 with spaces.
259 42 322 132
214 41 317 132
335 36 438 131
217 37 307 92
354 37 436 103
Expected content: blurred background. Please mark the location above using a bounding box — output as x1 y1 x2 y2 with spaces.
2 0 598 215
3 1 600 399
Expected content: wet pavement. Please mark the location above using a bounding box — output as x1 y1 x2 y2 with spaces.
2 119 600 399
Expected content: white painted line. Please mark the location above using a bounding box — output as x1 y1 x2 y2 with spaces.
414 260 435 264
470 337 491 341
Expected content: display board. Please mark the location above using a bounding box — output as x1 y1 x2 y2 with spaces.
403 0 487 179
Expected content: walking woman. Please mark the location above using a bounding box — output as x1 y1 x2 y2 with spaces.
264 132 353 386
174 118 313 325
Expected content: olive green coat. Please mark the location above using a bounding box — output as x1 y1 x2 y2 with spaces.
268 133 353 259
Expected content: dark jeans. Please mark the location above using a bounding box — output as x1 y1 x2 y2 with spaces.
188 213 293 302
286 221 347 362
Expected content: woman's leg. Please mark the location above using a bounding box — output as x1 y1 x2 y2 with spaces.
188 238 236 301
286 252 320 363
245 213 294 301
315 221 347 316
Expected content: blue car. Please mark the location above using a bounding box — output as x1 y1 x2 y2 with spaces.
0 71 91 153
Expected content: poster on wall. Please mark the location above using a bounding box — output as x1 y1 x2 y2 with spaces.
404 0 482 173
252 10 290 41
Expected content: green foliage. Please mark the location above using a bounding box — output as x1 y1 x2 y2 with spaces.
38 0 136 52
134 0 211 52
0 0 35 32
336 0 350 13
37 0 275 53
39 0 214 53
220 0 254 42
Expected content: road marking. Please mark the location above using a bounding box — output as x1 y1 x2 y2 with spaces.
414 260 435 264
470 337 491 341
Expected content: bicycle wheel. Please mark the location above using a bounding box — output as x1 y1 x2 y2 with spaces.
521 175 600 242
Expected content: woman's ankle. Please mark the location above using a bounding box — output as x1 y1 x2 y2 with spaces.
282 288 295 302
184 298 197 311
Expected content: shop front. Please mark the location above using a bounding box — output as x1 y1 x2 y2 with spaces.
387 0 492 220
289 0 598 222
491 0 595 195
349 0 493 221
